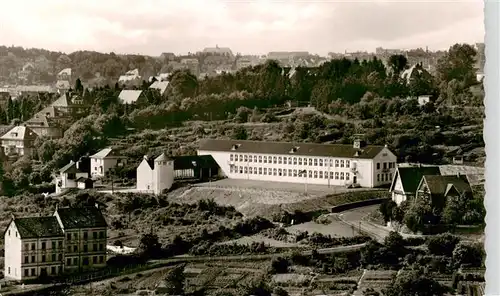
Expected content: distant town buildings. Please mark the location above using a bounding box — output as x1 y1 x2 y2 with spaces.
118 90 144 105
118 69 141 83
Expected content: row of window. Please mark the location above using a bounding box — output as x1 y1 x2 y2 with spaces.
230 166 351 180
67 243 105 253
66 255 105 266
24 253 63 264
67 231 105 241
377 173 393 182
376 162 396 170
24 241 63 251
25 266 60 277
230 154 352 168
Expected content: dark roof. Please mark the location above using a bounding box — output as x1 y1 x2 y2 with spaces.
198 139 387 159
173 155 219 170
55 206 107 229
422 175 472 196
392 166 441 193
142 153 173 170
13 216 63 239
59 161 85 174
76 177 93 183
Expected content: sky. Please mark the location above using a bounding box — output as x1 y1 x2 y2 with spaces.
0 0 484 56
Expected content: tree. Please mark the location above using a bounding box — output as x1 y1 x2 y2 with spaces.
436 44 477 86
273 287 289 296
403 191 435 233
384 268 447 296
427 233 460 256
138 233 162 258
269 257 290 274
163 264 185 295
380 200 397 223
74 78 84 94
388 54 408 74
441 193 468 227
231 126 248 140
452 242 484 267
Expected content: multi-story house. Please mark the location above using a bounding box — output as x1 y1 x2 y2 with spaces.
4 216 65 280
3 205 108 281
197 139 397 188
55 160 92 194
24 113 63 139
57 68 72 81
0 125 38 156
54 206 108 273
90 148 127 178
389 165 441 205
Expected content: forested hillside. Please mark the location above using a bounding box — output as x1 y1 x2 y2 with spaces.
0 43 484 197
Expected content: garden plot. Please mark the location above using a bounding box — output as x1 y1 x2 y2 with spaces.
217 234 299 248
355 270 397 294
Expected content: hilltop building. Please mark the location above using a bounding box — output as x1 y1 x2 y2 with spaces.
197 139 397 188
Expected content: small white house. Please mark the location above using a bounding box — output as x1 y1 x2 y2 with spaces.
55 161 90 194
90 148 127 178
136 153 174 195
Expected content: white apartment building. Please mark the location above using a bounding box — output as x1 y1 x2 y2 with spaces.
197 139 397 188
90 148 127 178
4 216 64 280
4 205 108 281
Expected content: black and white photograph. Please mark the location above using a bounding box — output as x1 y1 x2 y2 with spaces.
0 0 490 295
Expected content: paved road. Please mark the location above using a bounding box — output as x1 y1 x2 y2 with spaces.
336 205 389 243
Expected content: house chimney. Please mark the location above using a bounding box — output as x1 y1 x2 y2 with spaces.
55 204 58 211
143 155 149 161
95 203 99 209
11 213 15 220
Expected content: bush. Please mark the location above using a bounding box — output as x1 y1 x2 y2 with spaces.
427 233 460 256
269 257 290 274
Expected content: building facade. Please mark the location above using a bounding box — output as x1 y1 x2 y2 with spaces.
0 125 38 156
136 153 174 195
389 165 441 205
197 139 397 188
90 148 127 178
55 160 91 194
4 205 107 282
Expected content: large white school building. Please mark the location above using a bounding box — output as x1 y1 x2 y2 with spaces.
198 139 397 188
